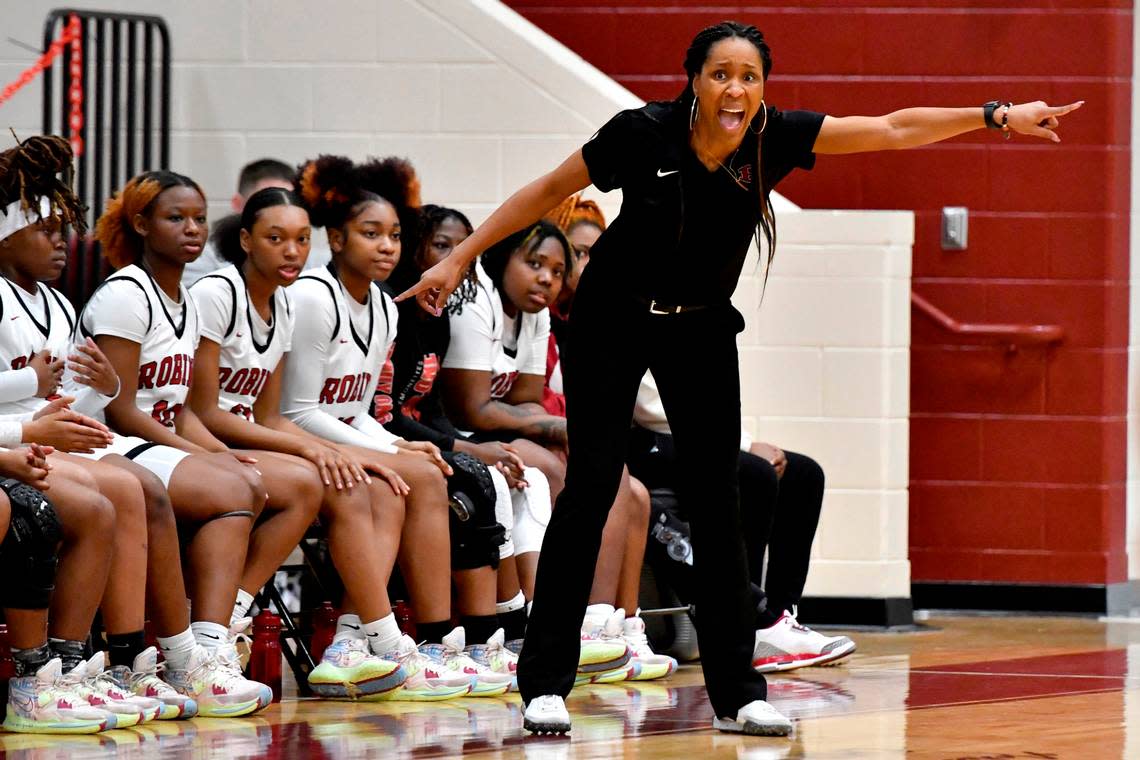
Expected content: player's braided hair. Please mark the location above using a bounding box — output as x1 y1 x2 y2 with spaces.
95 170 204 270
0 133 86 234
391 204 481 316
545 193 605 236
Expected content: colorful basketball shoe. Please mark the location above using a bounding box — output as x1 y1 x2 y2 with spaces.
439 628 513 697
752 609 856 673
622 615 678 681
366 635 471 702
70 653 160 727
163 646 271 717
578 608 631 676
308 635 406 699
465 629 519 692
106 647 198 720
574 660 641 686
3 658 115 734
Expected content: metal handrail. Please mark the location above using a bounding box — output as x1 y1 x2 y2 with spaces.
911 291 1064 347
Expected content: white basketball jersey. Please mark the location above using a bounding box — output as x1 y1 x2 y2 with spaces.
0 279 78 414
287 266 396 426
191 265 292 422
80 264 200 429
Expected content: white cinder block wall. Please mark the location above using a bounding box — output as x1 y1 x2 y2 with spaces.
0 0 913 608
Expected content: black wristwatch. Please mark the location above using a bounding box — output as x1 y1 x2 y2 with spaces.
983 100 1004 129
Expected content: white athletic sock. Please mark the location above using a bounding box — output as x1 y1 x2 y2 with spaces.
362 614 402 656
496 591 526 615
191 621 230 652
231 588 256 626
584 603 616 627
157 628 198 670
334 613 364 642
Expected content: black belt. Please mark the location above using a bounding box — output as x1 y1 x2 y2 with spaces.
634 295 713 315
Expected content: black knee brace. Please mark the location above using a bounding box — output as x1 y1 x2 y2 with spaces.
0 479 62 609
443 452 506 570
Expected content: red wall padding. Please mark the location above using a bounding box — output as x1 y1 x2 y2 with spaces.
506 0 1133 586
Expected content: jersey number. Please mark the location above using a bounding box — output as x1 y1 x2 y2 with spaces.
151 400 183 429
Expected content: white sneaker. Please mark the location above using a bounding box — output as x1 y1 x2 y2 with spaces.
578 608 630 675
215 616 254 675
366 634 471 702
308 635 406 699
622 615 677 681
523 694 571 735
162 645 271 717
3 658 116 734
106 647 198 720
712 699 793 736
440 627 513 697
465 628 519 692
752 609 856 673
71 653 161 727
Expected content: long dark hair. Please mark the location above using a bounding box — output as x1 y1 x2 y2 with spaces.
676 21 777 287
390 204 481 315
210 187 307 266
479 220 573 296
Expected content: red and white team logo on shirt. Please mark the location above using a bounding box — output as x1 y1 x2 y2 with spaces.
218 367 272 405
490 371 518 399
373 344 398 424
139 354 194 391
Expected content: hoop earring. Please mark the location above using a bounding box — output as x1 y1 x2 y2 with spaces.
751 100 768 135
689 96 699 131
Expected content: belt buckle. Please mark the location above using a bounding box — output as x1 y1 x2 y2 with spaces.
648 299 679 315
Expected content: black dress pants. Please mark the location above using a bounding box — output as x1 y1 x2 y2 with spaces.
628 432 826 624
517 273 768 719
748 451 825 618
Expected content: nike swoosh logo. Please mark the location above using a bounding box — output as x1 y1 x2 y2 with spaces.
344 624 361 631
657 169 678 177
200 633 221 640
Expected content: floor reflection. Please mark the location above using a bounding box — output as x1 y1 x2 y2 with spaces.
2 616 1137 759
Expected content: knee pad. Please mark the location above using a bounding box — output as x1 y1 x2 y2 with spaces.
512 467 552 556
0 479 62 609
443 452 506 570
489 467 515 559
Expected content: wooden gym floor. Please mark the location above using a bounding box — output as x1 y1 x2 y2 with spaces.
1 613 1137 758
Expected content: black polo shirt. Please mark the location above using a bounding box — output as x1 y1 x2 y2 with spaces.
581 100 824 305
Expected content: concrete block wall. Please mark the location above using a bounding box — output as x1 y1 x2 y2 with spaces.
0 0 913 606
739 211 914 600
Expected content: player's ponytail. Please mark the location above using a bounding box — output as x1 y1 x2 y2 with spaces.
211 187 306 267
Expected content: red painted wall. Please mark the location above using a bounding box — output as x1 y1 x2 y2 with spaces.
506 0 1132 586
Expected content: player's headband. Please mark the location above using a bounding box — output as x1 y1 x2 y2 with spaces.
0 197 52 244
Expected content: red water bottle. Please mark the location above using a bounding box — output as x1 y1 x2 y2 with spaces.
394 600 416 639
309 601 337 663
248 610 282 703
0 623 14 705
